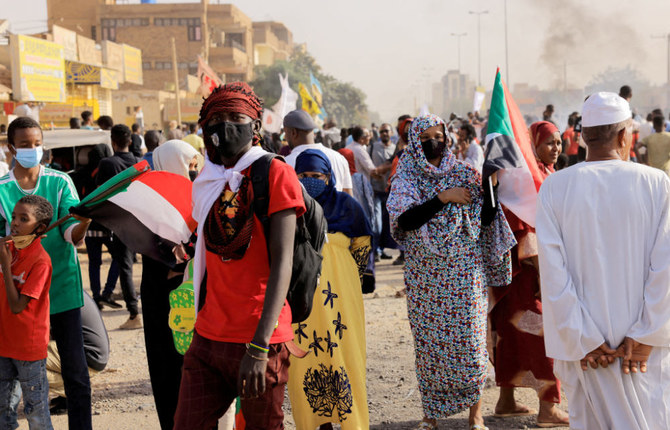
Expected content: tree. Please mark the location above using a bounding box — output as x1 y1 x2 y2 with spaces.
585 65 650 94
250 50 370 126
586 65 669 116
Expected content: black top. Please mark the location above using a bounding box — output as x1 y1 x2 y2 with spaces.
130 134 143 158
398 196 446 231
97 152 139 185
397 181 499 231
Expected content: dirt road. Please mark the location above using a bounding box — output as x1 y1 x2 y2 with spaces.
20 251 568 430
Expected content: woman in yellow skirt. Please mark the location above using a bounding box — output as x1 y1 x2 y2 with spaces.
290 149 372 430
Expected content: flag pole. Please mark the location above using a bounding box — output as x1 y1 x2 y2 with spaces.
488 176 496 208
44 214 74 234
171 37 182 125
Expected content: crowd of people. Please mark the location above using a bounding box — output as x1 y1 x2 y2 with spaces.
0 80 668 430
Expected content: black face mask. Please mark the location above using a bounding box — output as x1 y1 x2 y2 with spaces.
188 170 198 182
422 138 447 160
205 121 254 164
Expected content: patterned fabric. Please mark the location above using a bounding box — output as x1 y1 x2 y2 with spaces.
288 232 370 429
387 114 515 418
203 178 255 260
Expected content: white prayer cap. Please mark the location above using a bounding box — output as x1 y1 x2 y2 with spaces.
582 92 631 127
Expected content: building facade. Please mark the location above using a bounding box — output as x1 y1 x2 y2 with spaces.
252 21 292 67
46 0 255 91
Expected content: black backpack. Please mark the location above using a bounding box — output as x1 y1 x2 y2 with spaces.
251 154 327 323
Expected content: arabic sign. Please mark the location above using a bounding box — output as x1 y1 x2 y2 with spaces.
122 44 143 85
10 34 66 102
52 25 78 62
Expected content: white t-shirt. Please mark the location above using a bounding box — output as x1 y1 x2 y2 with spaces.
345 141 376 178
284 143 353 191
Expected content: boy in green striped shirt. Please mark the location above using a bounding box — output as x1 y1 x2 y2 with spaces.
0 117 93 430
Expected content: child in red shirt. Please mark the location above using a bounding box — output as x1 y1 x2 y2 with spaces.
0 195 54 430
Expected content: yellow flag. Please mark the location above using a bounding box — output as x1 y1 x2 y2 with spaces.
299 82 322 117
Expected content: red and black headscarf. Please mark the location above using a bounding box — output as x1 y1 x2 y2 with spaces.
198 81 263 126
199 82 264 147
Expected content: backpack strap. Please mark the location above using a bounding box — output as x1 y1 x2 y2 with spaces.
250 153 287 252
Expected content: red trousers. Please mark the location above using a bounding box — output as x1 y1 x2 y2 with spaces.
173 332 290 429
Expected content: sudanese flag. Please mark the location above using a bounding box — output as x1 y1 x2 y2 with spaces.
483 68 545 227
70 161 197 266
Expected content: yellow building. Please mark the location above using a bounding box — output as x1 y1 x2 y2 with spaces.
46 0 255 91
253 21 293 67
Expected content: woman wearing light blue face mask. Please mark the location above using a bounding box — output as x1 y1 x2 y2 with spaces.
0 117 95 429
289 149 373 430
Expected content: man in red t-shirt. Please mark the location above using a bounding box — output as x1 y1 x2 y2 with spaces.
0 195 53 429
174 83 305 429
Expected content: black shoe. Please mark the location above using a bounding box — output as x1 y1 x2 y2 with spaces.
100 295 122 309
380 251 393 260
50 396 67 415
374 255 380 263
95 299 103 311
392 254 405 266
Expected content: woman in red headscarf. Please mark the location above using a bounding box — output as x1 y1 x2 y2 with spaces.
489 121 569 428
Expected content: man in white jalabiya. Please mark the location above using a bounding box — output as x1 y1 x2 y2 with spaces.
536 91 670 430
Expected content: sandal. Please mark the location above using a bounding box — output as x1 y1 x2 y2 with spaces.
416 421 438 430
493 408 537 418
470 425 489 430
537 422 568 428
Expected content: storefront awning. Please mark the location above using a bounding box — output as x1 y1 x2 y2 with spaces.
66 61 120 90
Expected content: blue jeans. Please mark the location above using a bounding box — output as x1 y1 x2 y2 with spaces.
372 192 384 254
50 309 92 430
0 357 52 430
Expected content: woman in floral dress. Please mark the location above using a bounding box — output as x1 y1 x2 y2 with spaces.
387 114 515 430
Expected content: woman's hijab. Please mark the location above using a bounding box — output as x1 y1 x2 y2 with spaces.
295 149 371 238
529 121 557 177
387 114 482 255
153 139 203 179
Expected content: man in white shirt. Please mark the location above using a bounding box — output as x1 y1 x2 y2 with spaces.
345 126 379 179
536 92 670 430
283 110 353 195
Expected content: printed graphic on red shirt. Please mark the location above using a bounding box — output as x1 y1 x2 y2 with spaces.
196 160 306 344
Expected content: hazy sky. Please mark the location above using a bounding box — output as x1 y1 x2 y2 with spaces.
5 0 670 120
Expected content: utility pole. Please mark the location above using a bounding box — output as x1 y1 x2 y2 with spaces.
504 0 510 85
652 34 670 87
202 0 209 62
171 37 182 125
469 10 489 86
450 32 467 73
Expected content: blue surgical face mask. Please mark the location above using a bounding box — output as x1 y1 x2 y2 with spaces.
14 146 44 169
299 177 327 198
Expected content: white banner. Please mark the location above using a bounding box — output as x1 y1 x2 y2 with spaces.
271 73 298 121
